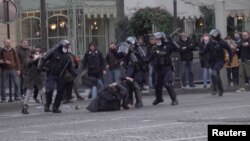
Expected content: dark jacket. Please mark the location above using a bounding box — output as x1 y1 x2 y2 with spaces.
82 49 105 75
16 45 30 71
0 47 21 71
23 57 43 89
199 41 211 68
178 38 195 61
106 49 121 70
86 83 128 112
239 38 250 61
0 47 4 68
148 41 177 71
45 48 75 77
200 39 233 65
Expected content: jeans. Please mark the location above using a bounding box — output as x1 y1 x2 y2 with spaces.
1 69 20 100
181 61 194 87
226 67 239 85
239 62 250 88
202 68 211 86
109 69 121 83
91 79 104 100
148 64 156 88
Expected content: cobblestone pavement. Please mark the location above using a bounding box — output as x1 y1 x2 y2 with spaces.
0 91 250 141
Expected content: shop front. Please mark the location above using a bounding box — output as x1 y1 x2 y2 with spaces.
15 0 116 55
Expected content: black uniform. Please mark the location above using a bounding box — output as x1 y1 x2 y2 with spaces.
117 41 144 108
122 50 144 108
41 41 76 113
148 40 179 105
200 30 233 96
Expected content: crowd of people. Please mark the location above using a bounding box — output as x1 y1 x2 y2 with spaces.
0 29 249 114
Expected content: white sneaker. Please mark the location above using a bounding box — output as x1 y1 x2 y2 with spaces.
236 88 246 93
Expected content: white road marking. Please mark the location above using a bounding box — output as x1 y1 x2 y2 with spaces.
184 105 250 113
110 116 135 120
52 132 90 136
20 131 40 134
125 135 149 140
104 122 183 132
23 119 96 128
161 135 207 141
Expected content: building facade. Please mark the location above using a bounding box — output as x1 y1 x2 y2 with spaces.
0 0 250 55
14 0 116 55
125 0 250 37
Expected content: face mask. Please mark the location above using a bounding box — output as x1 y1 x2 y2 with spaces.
62 48 68 53
156 41 162 46
34 54 39 59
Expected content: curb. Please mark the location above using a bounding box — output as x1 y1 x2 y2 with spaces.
0 101 23 113
0 86 248 113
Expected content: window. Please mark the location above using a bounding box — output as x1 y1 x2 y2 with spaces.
85 18 108 54
48 10 68 48
21 16 40 47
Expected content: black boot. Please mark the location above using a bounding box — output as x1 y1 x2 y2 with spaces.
52 106 62 113
153 86 164 105
122 94 130 110
44 105 52 112
21 105 29 114
152 99 164 105
134 83 143 108
166 85 179 106
45 91 53 112
218 78 224 96
77 96 85 101
211 75 218 95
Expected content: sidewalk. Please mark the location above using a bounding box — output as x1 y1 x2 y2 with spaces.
0 84 248 113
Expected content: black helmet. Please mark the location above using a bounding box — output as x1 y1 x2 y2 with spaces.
59 40 70 48
153 32 166 41
209 29 221 40
126 36 137 45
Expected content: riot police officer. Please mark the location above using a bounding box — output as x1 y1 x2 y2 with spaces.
126 36 147 88
148 32 179 106
117 41 143 108
40 40 76 113
200 29 233 96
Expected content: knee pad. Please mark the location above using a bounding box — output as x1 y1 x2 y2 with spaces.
165 81 173 87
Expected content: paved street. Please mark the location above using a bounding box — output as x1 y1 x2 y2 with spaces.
0 91 250 141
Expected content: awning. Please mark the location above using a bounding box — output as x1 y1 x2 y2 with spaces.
83 1 116 19
16 0 117 19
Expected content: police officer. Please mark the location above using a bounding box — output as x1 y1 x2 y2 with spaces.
118 41 143 108
126 37 147 88
41 40 76 113
200 29 233 96
147 32 179 106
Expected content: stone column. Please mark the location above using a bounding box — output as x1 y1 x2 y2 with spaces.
215 0 227 38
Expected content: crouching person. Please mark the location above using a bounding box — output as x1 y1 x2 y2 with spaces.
21 49 45 114
86 78 131 112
